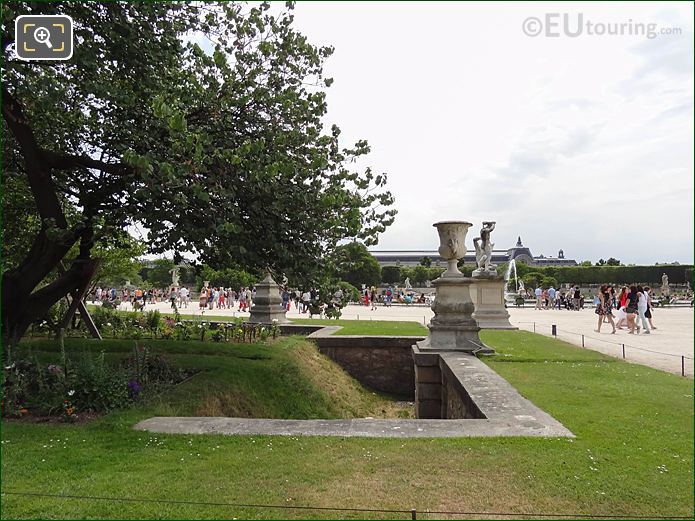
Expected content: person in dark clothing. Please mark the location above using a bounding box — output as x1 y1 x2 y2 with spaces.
625 285 639 334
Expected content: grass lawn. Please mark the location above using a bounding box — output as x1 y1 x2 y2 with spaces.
2 331 692 519
83 305 429 337
289 318 428 336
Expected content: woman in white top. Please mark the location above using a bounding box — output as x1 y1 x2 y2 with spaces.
636 286 650 334
643 286 657 330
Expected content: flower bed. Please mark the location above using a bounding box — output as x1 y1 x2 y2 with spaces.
2 344 196 422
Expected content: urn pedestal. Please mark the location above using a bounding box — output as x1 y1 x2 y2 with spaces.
414 221 494 354
248 273 289 324
470 272 517 330
416 276 485 352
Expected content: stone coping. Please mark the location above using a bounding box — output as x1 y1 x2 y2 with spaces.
307 325 426 347
134 415 572 438
437 351 570 433
134 327 573 439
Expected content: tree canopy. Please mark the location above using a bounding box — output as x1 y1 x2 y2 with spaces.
333 242 382 289
1 2 396 344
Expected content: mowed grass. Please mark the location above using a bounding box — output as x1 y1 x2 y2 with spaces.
5 337 411 420
1 331 693 519
290 318 428 336
83 307 429 337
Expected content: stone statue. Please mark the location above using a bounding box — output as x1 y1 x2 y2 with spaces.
404 277 412 290
661 273 670 295
473 221 496 273
425 279 431 288
169 266 180 286
518 280 525 294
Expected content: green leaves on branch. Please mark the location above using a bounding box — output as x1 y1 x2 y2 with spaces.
4 1 397 295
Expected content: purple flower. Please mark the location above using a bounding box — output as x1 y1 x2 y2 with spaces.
127 380 143 397
47 364 63 375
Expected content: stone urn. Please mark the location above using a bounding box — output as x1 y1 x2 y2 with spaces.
434 221 472 277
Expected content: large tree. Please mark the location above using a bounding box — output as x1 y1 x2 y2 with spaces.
1 2 396 346
333 242 382 289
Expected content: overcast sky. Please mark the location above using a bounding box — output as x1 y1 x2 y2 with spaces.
290 2 694 265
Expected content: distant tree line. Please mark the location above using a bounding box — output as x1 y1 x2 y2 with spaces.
504 261 693 288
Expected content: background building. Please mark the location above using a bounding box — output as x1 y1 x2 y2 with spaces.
370 237 577 267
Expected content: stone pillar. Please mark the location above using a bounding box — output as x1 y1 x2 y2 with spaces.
470 273 517 329
416 275 484 352
248 273 289 324
411 220 495 419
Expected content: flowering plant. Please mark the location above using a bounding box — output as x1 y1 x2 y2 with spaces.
62 394 78 422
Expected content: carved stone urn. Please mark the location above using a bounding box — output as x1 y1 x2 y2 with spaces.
434 221 472 277
413 220 492 353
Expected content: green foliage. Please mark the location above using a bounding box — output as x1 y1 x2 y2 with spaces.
335 281 361 303
3 1 397 343
145 310 161 332
333 242 381 288
198 265 257 289
381 265 401 284
522 272 544 289
540 276 558 289
419 256 432 267
509 264 693 285
428 267 445 280
400 266 446 285
143 259 175 288
1 344 189 418
455 261 476 277
0 171 40 271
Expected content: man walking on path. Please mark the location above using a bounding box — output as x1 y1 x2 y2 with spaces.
548 286 557 309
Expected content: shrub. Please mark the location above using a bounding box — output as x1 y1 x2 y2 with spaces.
1 342 191 419
91 306 120 330
336 281 360 303
145 310 161 332
381 266 401 284
541 276 558 289
522 272 544 289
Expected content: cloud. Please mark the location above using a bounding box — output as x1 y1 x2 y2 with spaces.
291 3 693 264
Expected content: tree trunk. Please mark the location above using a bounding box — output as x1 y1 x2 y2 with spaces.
2 255 98 349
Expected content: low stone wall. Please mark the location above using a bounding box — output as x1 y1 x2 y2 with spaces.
440 358 484 419
279 324 325 336
309 328 424 397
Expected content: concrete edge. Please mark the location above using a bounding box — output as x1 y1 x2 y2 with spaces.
134 416 574 438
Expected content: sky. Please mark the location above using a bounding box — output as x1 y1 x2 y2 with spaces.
289 1 694 265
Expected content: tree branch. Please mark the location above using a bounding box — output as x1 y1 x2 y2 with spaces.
1 84 67 225
43 150 133 176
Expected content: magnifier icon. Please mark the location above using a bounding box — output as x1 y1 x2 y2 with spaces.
33 26 52 48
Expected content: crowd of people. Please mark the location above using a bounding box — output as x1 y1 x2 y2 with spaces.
527 283 665 335
361 286 429 308
594 285 659 335
91 285 254 312
530 285 586 310
92 286 167 310
195 286 255 311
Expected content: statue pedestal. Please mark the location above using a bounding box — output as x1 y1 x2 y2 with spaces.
470 273 517 330
413 273 494 419
415 275 493 353
248 273 289 324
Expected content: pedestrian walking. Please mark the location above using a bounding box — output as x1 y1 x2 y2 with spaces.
594 285 616 334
